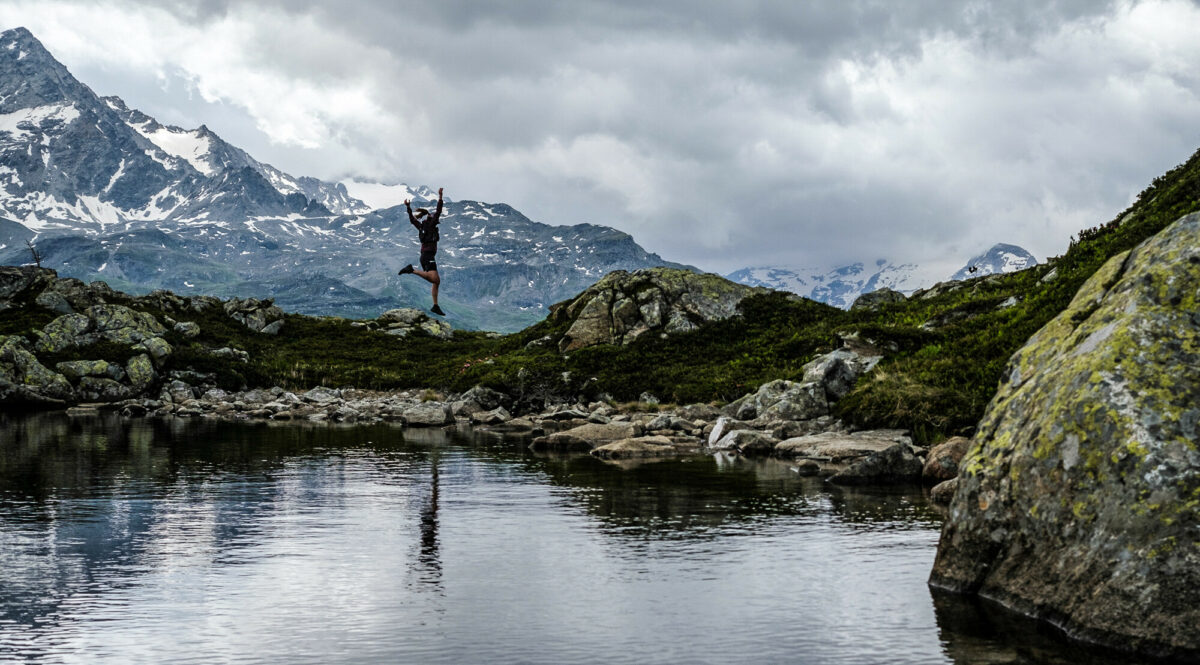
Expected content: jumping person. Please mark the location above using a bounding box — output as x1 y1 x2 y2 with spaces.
398 187 445 316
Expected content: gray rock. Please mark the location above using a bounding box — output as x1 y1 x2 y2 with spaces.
922 436 970 483
462 385 508 410
55 359 124 383
125 354 157 391
260 320 285 336
530 422 641 451
0 266 54 301
138 336 173 367
726 379 829 422
163 380 195 404
379 308 425 325
555 268 766 352
776 430 912 461
850 287 906 311
209 347 249 362
827 442 922 485
470 407 512 425
0 336 73 401
35 290 74 315
77 376 131 401
710 429 779 456
402 402 453 427
793 460 821 476
302 386 340 404
174 321 201 338
591 435 679 459
524 335 554 350
676 403 721 421
930 213 1200 658
929 478 958 504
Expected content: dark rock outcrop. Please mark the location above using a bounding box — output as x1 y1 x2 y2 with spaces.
929 212 1200 659
550 267 766 352
850 287 906 311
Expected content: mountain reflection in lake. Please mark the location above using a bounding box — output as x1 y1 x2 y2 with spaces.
0 413 1139 664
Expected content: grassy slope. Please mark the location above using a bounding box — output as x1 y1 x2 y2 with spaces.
4 148 1199 443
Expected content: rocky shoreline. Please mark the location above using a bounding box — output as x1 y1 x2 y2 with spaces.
57 379 968 491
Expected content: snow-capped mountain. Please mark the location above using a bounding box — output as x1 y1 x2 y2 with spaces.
730 244 1038 309
0 28 369 233
0 27 687 331
949 243 1038 281
728 259 940 309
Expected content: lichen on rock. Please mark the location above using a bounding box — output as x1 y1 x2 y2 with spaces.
552 267 768 352
929 212 1200 659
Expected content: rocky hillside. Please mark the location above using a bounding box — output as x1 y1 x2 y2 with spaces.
0 27 690 332
930 212 1200 659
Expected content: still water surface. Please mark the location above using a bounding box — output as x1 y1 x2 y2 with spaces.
0 413 1145 664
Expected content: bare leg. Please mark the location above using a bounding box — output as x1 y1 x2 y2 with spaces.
413 269 440 305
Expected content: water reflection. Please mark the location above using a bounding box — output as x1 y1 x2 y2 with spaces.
0 413 1149 665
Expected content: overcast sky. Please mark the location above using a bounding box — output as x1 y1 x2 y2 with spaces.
2 1 1199 275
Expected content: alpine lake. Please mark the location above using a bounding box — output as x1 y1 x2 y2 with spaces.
0 412 1152 664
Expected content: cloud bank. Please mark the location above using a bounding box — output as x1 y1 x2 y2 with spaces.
2 0 1199 273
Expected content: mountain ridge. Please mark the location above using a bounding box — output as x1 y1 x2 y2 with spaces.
729 243 1039 308
0 26 691 331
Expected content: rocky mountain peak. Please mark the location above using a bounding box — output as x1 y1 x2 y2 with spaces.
950 243 1038 280
0 26 94 113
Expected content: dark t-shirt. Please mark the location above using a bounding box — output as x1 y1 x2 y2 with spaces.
408 198 443 252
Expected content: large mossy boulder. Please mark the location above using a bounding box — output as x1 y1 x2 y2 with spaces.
551 267 767 352
929 212 1200 659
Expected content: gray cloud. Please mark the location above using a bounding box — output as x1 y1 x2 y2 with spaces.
4 0 1200 275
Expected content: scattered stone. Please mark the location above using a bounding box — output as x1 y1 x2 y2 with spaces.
775 430 911 461
591 435 678 459
401 402 453 427
470 407 512 425
524 335 554 350
174 321 201 338
302 386 340 404
922 436 970 483
710 429 779 456
929 478 958 504
224 297 285 333
792 460 821 476
209 347 249 362
530 422 641 451
55 359 124 383
827 441 924 485
35 290 74 315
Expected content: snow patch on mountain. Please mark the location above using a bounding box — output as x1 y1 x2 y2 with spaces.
0 102 79 136
133 124 216 174
342 180 438 210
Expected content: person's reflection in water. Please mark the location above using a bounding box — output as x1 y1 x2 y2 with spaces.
414 448 443 592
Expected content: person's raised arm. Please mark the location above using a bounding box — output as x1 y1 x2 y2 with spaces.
434 187 444 223
405 198 419 227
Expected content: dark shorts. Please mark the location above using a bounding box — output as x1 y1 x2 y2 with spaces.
420 249 437 272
